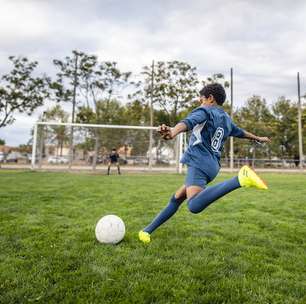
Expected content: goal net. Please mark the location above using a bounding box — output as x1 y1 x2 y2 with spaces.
31 122 186 173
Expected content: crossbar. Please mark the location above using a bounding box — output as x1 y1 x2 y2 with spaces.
36 121 158 130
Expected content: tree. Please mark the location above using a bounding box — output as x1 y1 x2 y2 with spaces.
76 99 166 158
77 99 129 159
50 50 99 167
75 105 97 153
155 61 200 125
75 57 131 168
0 139 5 145
31 105 69 165
128 61 199 162
51 51 97 113
202 73 230 88
50 50 131 168
43 105 69 156
271 97 299 158
123 100 151 156
0 56 49 128
134 61 199 126
235 96 274 162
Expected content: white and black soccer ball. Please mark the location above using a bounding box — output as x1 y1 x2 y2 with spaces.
95 215 125 244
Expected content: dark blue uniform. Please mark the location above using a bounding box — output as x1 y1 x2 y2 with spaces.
108 151 121 175
109 152 119 163
180 105 244 187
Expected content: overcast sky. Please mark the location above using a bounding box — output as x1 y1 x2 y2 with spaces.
1 0 306 146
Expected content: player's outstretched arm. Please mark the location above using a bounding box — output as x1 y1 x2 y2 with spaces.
157 122 187 140
170 122 188 139
243 130 271 143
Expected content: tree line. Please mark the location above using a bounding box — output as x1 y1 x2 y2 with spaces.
0 50 305 160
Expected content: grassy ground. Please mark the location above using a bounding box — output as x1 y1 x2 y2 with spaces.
0 171 305 304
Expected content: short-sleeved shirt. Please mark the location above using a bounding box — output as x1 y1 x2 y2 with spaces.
109 153 119 163
180 105 244 182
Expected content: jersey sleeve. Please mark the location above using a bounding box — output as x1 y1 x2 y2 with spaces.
180 107 208 131
230 122 245 138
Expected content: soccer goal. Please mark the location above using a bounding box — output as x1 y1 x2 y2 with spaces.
31 122 186 173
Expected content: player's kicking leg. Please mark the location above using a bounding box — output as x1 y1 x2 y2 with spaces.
139 166 267 244
138 185 186 244
187 165 267 214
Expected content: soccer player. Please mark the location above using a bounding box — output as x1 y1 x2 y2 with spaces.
107 148 121 175
139 83 270 244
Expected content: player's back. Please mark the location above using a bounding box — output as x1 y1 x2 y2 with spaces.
200 106 233 155
181 105 244 181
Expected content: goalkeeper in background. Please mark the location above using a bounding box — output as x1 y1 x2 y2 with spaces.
139 83 270 244
107 148 121 175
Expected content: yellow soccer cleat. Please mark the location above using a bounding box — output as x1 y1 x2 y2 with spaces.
138 230 151 244
238 165 268 190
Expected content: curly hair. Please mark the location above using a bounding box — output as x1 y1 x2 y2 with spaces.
199 83 226 105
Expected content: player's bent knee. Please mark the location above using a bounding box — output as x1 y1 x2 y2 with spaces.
187 199 201 214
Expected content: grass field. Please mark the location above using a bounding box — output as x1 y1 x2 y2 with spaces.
0 171 305 304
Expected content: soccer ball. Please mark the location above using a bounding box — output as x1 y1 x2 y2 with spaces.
95 215 125 244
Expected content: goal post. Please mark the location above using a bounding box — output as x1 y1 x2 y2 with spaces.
31 121 185 174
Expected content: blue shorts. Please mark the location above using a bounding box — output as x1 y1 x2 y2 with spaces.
184 166 209 188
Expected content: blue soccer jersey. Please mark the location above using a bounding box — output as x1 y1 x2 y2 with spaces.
180 105 245 181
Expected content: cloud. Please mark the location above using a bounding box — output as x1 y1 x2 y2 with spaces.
0 0 306 145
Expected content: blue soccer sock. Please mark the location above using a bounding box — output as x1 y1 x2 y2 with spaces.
143 194 185 234
188 176 241 214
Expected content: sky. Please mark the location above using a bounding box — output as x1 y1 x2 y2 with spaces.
0 0 306 146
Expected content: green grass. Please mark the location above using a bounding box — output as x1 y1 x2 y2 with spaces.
0 171 305 304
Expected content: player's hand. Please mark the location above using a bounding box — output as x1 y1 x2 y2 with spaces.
256 137 271 143
157 124 170 134
157 124 173 140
